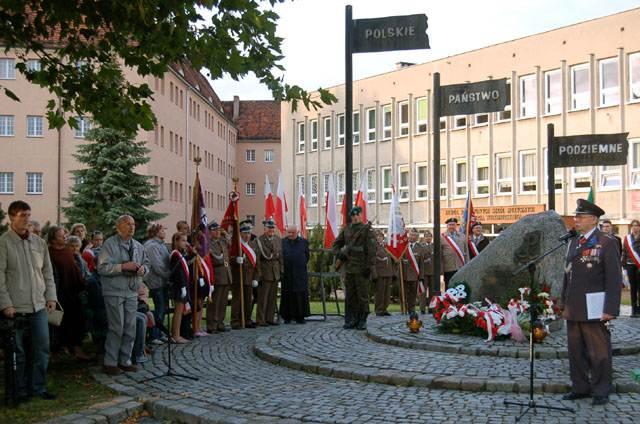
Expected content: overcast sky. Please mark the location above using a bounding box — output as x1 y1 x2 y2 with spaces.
210 0 640 101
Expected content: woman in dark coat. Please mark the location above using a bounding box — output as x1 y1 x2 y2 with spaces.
280 225 310 323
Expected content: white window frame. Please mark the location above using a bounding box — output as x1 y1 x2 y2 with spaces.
297 175 305 199
415 163 428 200
352 111 360 145
473 113 489 126
381 166 392 203
630 52 640 103
415 97 427 134
542 148 563 193
495 153 512 195
495 80 512 122
0 172 14 194
322 173 330 206
0 115 15 136
453 159 467 198
519 74 537 118
571 166 592 192
352 171 360 197
245 182 256 196
519 150 537 194
245 149 256 162
26 115 43 137
366 107 376 142
397 101 409 137
264 149 274 163
0 58 16 79
439 117 447 131
310 119 318 151
26 172 43 194
366 168 376 202
398 164 409 202
630 138 640 187
297 122 305 153
599 57 620 107
570 63 590 111
337 114 345 147
544 69 562 115
599 165 621 190
336 171 345 202
323 117 331 149
453 115 467 129
74 116 91 138
439 162 447 199
382 104 392 140
26 59 41 72
310 174 318 206
473 155 489 197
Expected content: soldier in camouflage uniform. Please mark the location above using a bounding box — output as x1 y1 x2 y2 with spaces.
332 206 376 330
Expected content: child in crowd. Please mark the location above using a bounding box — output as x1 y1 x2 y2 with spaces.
169 232 192 343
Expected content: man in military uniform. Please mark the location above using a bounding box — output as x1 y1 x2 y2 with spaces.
469 222 490 260
561 199 621 406
440 217 469 285
333 207 376 330
206 221 232 333
231 220 260 329
402 228 424 314
418 230 434 314
373 230 395 316
256 218 283 326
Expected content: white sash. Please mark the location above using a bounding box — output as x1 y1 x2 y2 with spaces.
240 239 257 268
171 250 190 280
469 239 480 258
625 234 640 269
405 244 420 275
443 233 465 266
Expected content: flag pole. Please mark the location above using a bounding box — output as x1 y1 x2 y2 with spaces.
233 177 245 329
191 157 202 332
398 246 407 315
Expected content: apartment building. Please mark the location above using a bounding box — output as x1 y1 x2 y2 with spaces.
282 7 640 234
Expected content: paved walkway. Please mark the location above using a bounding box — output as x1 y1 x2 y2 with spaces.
96 315 640 423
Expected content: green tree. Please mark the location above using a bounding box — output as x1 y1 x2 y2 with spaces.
63 127 165 238
0 205 8 235
0 1 336 135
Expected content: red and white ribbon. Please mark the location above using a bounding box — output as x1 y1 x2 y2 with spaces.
240 239 257 268
171 250 190 281
443 233 466 266
625 234 640 269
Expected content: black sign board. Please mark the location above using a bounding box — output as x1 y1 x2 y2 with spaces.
552 133 629 167
352 14 429 53
440 79 509 116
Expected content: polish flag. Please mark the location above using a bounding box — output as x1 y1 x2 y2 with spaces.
354 177 368 222
324 173 339 248
264 174 276 220
299 180 308 239
275 172 287 235
340 195 348 228
385 186 408 260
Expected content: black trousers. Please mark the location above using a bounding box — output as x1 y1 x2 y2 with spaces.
626 264 640 313
566 320 613 397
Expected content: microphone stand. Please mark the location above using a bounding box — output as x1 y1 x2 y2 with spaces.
503 237 576 421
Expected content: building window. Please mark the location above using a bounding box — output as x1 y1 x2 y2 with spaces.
439 117 447 131
382 166 392 202
453 159 467 197
398 165 409 201
519 74 537 118
0 115 15 136
630 52 640 102
337 114 345 147
440 162 447 198
0 58 16 79
495 154 512 194
599 165 620 189
366 107 376 142
542 148 563 192
26 59 41 72
572 166 592 191
323 117 332 149
571 63 590 110
544 69 561 115
336 171 345 202
397 101 409 136
245 149 256 162
353 111 360 145
495 80 512 121
415 163 428 200
310 119 318 151
322 173 330 206
245 182 256 196
75 116 91 138
0 172 14 193
297 175 305 198
297 122 305 153
26 172 43 194
26 116 43 137
310 174 318 206
264 149 274 163
600 57 619 107
630 139 640 187
519 151 537 193
453 115 467 129
415 97 427 134
366 168 376 202
382 104 392 140
474 114 489 126
352 171 360 196
474 156 489 196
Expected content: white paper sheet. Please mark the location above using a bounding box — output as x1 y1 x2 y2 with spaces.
586 292 605 320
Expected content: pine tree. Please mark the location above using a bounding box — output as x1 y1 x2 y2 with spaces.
63 128 165 239
0 205 8 235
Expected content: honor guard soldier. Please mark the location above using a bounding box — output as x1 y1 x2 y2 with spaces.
402 228 425 313
441 217 469 285
231 220 260 329
206 221 232 333
373 230 395 316
332 206 376 330
418 231 435 314
561 199 621 406
256 218 283 326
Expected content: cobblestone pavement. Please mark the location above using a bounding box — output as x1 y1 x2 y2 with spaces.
96 316 640 424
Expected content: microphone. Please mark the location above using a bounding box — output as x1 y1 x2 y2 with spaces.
558 229 578 242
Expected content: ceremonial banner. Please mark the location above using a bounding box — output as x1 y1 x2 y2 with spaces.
355 177 369 222
324 173 339 248
190 171 209 257
385 186 408 260
264 174 276 220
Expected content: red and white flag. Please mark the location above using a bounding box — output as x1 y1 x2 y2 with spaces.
324 173 339 248
240 239 257 268
385 186 408 260
264 174 276 220
275 172 287 235
340 195 348 229
354 177 368 222
299 180 308 239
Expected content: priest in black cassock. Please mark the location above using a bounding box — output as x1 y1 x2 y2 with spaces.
281 225 311 323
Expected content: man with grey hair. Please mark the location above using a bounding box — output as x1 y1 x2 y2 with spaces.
98 215 149 375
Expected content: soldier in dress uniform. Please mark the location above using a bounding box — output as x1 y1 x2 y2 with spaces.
332 206 376 330
440 217 469 285
373 230 395 316
402 228 425 314
418 230 434 314
561 199 621 406
256 218 283 326
231 220 260 329
206 221 232 333
469 222 490 260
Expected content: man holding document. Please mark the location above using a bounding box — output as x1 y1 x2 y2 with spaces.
560 199 622 406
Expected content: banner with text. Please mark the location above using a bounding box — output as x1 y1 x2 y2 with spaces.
551 133 629 167
442 204 545 225
440 78 509 116
353 14 429 53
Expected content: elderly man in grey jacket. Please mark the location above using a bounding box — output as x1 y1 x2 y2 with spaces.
143 223 170 344
98 215 149 375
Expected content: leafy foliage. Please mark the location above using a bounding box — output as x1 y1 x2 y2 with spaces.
62 127 165 238
0 0 336 134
